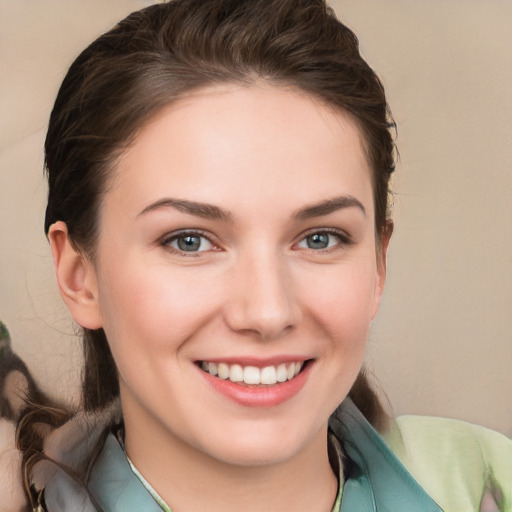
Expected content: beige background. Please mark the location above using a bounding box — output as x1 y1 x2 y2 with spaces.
1 1 510 436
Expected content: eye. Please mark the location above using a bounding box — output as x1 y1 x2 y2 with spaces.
296 230 348 251
163 232 215 253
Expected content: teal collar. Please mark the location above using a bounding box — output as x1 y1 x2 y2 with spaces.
88 435 163 512
45 399 443 511
331 399 443 511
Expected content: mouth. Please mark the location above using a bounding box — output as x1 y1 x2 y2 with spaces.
196 360 311 387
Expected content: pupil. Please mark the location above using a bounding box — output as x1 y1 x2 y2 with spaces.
178 235 201 251
308 233 328 249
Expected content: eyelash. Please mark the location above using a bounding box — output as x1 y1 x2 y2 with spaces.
160 228 353 256
161 230 219 257
295 228 353 254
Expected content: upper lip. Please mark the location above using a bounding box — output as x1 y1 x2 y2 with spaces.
195 356 312 367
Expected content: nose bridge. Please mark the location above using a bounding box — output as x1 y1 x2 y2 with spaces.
226 245 299 339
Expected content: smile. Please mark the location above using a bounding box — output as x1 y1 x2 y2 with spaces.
197 358 313 407
199 361 305 386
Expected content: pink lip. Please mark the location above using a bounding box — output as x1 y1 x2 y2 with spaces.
198 360 313 408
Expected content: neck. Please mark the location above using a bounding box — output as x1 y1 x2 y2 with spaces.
123 407 339 512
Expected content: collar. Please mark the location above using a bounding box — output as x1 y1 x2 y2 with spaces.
43 398 444 512
330 398 443 511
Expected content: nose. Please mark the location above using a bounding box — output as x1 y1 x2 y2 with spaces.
224 250 301 340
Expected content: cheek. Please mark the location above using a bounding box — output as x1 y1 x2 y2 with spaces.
95 260 220 362
300 260 377 340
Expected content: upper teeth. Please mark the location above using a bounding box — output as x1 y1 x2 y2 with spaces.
201 361 304 385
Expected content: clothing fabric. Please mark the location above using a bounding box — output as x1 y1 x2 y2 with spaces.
34 398 511 512
381 414 511 511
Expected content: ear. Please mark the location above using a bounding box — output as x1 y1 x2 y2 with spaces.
371 220 393 321
48 221 103 330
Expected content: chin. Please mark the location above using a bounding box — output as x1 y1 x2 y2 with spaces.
195 418 326 468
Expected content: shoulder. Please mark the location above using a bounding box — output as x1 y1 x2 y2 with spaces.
381 415 512 512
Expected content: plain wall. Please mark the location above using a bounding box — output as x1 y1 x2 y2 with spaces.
1 0 511 435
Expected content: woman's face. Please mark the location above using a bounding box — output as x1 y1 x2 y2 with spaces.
86 84 388 466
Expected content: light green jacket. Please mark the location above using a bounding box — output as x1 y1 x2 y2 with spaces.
41 399 511 512
381 413 511 511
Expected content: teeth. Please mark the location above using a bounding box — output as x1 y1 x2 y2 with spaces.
276 363 288 383
260 366 277 385
218 363 230 380
229 364 243 383
244 366 261 385
208 362 218 376
200 360 305 385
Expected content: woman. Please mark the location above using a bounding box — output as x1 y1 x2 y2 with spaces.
1 1 510 511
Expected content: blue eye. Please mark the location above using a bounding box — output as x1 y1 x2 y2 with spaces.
297 231 344 250
165 233 214 253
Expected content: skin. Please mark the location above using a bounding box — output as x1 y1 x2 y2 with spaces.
50 83 390 512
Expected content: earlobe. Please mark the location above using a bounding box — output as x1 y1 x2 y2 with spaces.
371 220 393 321
48 221 103 329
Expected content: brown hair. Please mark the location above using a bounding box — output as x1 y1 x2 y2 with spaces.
19 0 395 504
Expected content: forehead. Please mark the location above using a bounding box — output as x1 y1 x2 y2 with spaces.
107 83 374 219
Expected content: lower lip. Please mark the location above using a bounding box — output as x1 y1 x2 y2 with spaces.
198 362 312 408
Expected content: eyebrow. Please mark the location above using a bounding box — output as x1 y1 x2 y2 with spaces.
138 198 233 222
138 194 365 222
294 195 366 220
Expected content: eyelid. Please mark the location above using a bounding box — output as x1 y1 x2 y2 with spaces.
294 227 354 251
160 229 222 255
